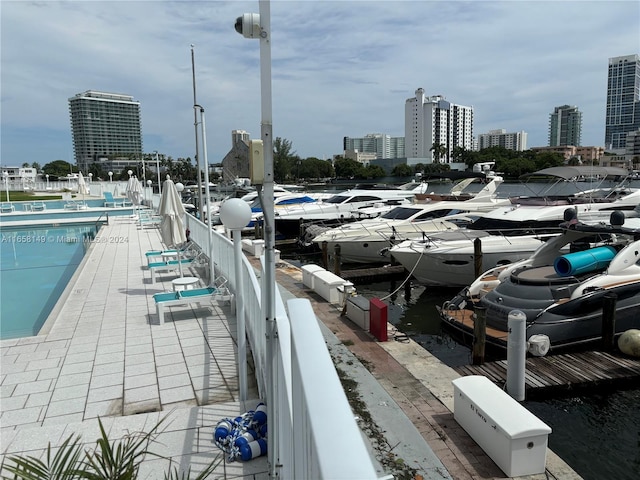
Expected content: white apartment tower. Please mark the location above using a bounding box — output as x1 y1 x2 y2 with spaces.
404 88 473 162
477 129 528 151
68 90 142 173
343 133 405 158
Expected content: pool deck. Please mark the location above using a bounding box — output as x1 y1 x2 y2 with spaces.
0 214 581 479
0 215 266 478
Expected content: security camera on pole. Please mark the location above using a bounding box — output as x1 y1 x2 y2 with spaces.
235 3 277 477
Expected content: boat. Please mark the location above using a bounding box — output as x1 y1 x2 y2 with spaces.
267 182 430 239
469 166 640 233
390 230 556 287
309 176 509 264
438 209 640 354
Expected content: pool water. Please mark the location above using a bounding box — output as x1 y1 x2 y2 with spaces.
0 224 100 339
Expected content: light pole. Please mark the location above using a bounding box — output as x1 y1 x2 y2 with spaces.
220 198 252 402
46 174 49 190
147 179 152 205
3 172 9 202
194 105 214 284
108 171 113 183
128 169 133 178
154 151 162 195
191 44 205 220
236 3 276 475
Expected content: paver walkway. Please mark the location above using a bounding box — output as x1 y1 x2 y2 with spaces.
1 215 266 478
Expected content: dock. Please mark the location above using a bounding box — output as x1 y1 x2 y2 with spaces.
454 350 640 399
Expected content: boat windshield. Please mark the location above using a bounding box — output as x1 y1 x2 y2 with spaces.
380 207 419 220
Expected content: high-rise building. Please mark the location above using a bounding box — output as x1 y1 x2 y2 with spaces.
232 130 250 146
548 105 582 146
404 88 473 162
477 129 528 151
69 90 143 172
343 133 405 158
605 54 640 151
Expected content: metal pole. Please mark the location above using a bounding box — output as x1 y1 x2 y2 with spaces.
191 45 205 219
258 1 277 477
233 228 248 401
197 106 215 284
155 151 162 195
506 309 527 401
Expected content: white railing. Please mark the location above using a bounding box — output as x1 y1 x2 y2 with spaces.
185 215 378 479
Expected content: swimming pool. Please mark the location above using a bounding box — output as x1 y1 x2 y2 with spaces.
0 223 101 339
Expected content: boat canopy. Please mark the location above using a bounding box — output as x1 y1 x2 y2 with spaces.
520 166 630 181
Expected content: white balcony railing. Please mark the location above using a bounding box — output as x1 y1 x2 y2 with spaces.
185 215 378 479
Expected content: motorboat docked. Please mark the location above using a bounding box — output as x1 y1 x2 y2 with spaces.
438 209 640 354
267 182 430 239
469 166 640 233
390 230 557 287
309 176 510 264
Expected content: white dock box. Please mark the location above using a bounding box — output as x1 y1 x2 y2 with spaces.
346 295 370 331
302 264 325 289
452 375 551 478
313 270 346 304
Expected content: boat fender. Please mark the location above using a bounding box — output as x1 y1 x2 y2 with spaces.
618 329 640 358
527 335 550 357
239 438 268 461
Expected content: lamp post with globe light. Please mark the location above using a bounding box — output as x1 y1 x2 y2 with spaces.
220 198 252 401
235 3 276 474
46 174 49 190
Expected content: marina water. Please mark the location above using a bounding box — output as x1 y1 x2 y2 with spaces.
287 178 640 479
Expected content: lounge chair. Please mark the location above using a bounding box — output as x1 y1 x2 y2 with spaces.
64 201 88 210
148 254 204 283
145 242 193 263
1 202 15 213
31 201 46 211
103 192 124 207
153 279 231 324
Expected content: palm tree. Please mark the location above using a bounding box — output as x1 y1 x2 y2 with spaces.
429 142 447 163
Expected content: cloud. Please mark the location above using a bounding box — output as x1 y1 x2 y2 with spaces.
1 0 638 167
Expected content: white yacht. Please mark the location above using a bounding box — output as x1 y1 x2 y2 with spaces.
309 176 509 264
268 182 430 238
389 230 556 287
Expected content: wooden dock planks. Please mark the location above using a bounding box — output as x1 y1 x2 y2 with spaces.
454 351 640 398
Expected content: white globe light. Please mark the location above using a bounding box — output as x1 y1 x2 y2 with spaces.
220 198 252 230
175 182 184 192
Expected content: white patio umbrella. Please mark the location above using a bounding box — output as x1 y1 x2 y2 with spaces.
126 176 143 218
77 171 89 202
159 176 187 275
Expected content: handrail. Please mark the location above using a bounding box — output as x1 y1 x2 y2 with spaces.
184 215 378 478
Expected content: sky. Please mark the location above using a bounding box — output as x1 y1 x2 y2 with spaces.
1 0 639 169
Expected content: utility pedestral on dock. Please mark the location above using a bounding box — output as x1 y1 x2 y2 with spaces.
346 295 370 331
452 375 551 478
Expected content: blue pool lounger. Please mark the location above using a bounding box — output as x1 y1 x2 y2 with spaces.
148 258 197 283
154 287 218 324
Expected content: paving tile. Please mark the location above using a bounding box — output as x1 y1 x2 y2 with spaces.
87 384 123 403
0 405 43 427
160 385 196 406
90 372 123 389
25 390 54 408
2 370 39 385
124 384 159 404
46 396 87 417
124 373 158 390
50 383 90 402
0 394 27 412
13 379 52 396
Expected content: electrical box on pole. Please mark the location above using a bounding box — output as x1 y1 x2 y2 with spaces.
250 139 265 184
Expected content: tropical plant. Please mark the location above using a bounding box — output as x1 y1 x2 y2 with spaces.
0 416 220 480
429 142 447 163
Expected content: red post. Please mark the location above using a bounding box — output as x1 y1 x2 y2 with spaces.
369 298 388 342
